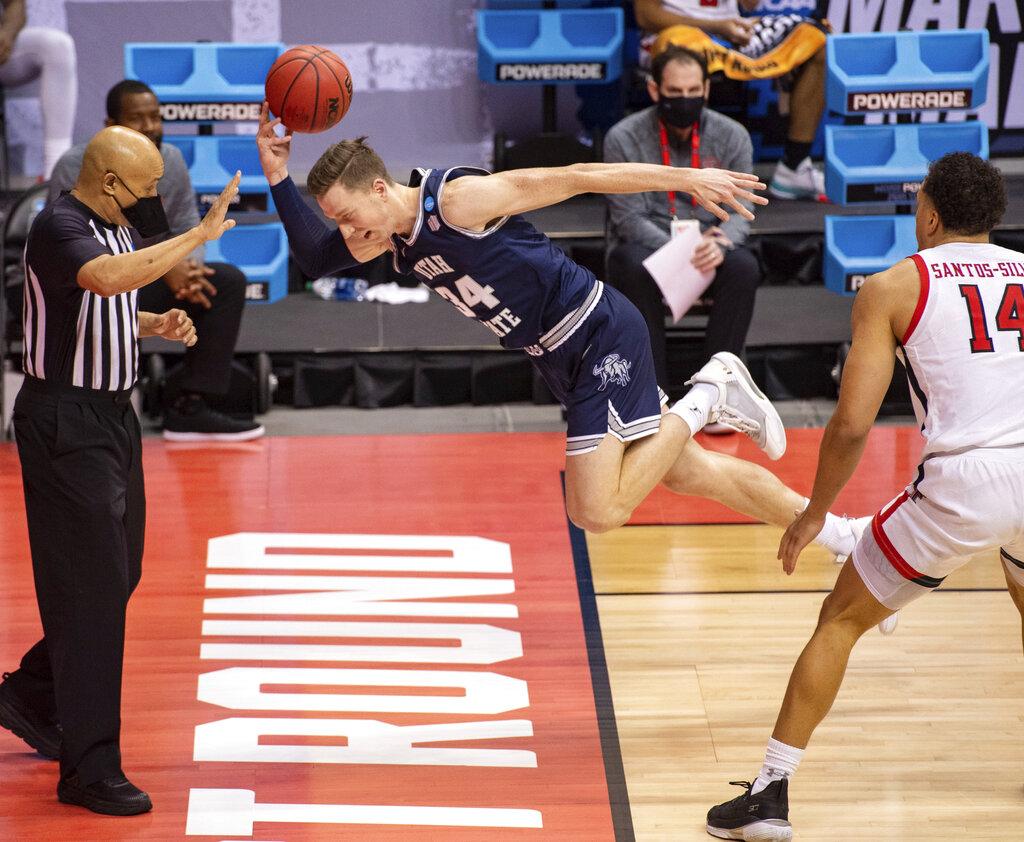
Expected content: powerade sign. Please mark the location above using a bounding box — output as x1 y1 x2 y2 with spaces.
496 62 606 82
846 180 922 203
847 89 972 112
160 102 263 122
846 273 868 293
826 0 1024 155
245 282 269 302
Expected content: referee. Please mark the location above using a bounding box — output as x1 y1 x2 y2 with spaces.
0 126 238 816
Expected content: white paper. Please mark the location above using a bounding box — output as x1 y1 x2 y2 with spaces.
642 227 714 323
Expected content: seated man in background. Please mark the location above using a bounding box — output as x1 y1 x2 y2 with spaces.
49 79 263 440
605 46 762 427
0 0 77 178
635 0 829 200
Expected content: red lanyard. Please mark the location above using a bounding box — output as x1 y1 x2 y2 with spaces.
659 120 700 219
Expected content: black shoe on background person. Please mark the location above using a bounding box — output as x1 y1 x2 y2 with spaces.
57 773 153 816
0 672 61 759
161 393 265 442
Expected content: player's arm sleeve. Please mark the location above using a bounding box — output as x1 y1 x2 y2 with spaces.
603 128 671 253
717 127 752 248
269 175 360 277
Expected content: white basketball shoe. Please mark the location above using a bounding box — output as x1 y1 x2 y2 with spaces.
684 352 787 461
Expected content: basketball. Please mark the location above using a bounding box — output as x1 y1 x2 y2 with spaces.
264 45 353 133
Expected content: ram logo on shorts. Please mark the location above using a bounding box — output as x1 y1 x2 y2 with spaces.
593 353 632 391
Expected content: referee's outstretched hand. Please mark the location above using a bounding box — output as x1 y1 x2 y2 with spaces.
149 309 198 347
199 171 241 242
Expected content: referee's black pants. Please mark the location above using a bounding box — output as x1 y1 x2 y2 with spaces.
138 261 247 396
8 377 145 785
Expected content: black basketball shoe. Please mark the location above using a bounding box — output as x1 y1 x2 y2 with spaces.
706 778 792 841
0 671 60 759
162 394 264 442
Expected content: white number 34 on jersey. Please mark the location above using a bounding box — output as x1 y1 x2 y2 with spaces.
435 275 500 317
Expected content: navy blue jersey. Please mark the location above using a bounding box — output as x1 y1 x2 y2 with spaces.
390 167 600 352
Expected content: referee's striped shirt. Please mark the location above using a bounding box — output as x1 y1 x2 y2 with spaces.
23 193 141 391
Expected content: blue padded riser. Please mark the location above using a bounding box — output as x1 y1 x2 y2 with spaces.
205 223 289 304
124 43 284 104
163 136 275 214
826 31 989 116
825 122 988 205
824 215 917 296
477 9 623 85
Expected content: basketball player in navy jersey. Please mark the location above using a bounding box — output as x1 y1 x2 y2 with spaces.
255 104 864 559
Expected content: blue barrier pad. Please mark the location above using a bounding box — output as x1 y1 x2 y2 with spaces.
163 136 274 214
826 30 988 116
824 215 917 296
477 8 623 84
125 42 284 116
825 122 988 205
205 223 289 304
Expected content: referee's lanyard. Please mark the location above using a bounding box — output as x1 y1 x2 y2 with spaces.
659 120 700 220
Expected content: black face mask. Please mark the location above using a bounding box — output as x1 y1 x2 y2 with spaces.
111 174 169 238
658 94 704 130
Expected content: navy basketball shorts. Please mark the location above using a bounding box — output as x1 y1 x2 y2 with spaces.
533 284 667 457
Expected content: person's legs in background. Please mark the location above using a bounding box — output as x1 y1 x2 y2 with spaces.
770 46 827 201
699 244 761 435
606 242 668 389
0 27 77 178
138 263 265 441
703 245 761 360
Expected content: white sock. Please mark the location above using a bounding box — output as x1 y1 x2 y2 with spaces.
814 513 849 555
668 383 720 437
751 737 804 794
797 497 848 555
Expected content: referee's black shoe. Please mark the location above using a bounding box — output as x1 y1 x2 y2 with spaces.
0 672 60 759
706 778 792 841
58 773 153 816
162 394 265 442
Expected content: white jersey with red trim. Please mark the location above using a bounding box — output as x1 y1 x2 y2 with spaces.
901 241 1024 457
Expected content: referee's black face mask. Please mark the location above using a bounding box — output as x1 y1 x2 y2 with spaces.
110 173 170 238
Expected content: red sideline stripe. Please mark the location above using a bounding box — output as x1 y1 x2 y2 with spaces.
902 254 931 345
871 491 927 581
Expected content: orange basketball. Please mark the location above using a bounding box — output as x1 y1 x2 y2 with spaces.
265 45 353 133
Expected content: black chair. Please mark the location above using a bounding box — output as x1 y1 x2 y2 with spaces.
0 181 49 439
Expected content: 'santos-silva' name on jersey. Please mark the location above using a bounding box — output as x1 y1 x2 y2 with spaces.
414 253 524 340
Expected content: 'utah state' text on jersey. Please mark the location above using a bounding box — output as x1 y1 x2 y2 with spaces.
390 167 602 353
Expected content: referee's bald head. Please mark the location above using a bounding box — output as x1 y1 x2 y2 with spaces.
79 125 164 195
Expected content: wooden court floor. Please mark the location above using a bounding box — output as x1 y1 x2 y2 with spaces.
0 426 1021 840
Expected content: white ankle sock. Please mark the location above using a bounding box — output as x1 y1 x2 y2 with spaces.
751 737 804 794
798 497 847 555
668 383 720 437
814 512 850 555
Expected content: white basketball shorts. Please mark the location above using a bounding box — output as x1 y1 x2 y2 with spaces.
852 450 1024 610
